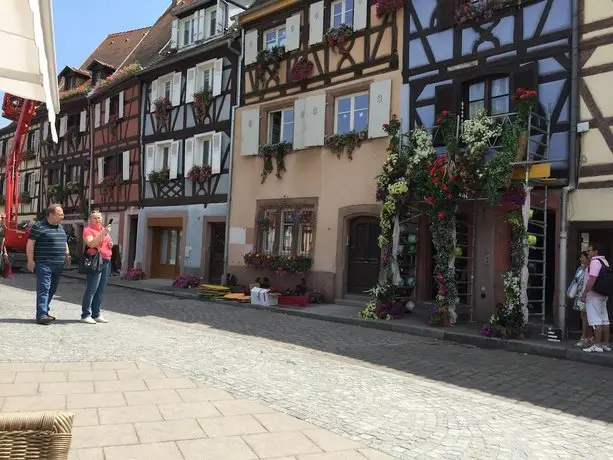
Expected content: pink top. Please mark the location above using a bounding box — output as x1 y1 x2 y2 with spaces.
585 256 609 298
83 225 113 260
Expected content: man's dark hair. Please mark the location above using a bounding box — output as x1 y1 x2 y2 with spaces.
46 204 62 217
590 243 606 256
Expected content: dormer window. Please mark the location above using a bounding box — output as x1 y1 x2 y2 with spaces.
180 15 198 47
65 76 75 90
265 26 286 50
331 0 354 27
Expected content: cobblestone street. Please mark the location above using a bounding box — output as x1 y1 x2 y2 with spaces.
2 273 613 459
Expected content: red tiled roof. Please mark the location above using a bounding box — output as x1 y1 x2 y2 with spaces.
80 27 151 70
120 4 174 70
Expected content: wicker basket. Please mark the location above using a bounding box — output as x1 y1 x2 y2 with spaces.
0 412 74 460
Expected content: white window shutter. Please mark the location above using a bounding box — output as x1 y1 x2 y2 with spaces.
118 91 125 118
43 121 49 140
212 132 223 174
94 103 101 128
215 0 225 34
186 68 196 103
32 130 40 152
293 99 306 150
150 80 158 113
198 10 205 41
171 72 182 106
244 30 258 65
122 150 130 181
97 157 104 184
184 137 195 174
354 0 368 30
285 13 301 51
33 171 39 196
171 18 178 49
305 94 326 146
145 144 155 177
59 116 67 137
104 98 110 124
368 79 392 138
309 1 324 45
169 140 180 180
240 108 260 156
212 59 223 97
79 110 87 132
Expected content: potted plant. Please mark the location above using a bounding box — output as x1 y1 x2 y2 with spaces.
258 141 292 183
65 181 81 195
101 175 122 194
121 267 145 280
193 89 213 124
511 88 538 162
20 190 32 204
172 274 201 288
374 0 404 18
46 184 64 202
325 129 368 160
290 57 313 82
187 164 212 182
148 169 170 184
153 97 173 130
22 150 37 161
324 24 354 53
255 46 287 80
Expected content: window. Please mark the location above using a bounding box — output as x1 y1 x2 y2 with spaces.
67 114 80 131
257 206 314 257
265 26 286 50
158 74 173 100
208 8 217 38
466 76 510 119
48 168 59 185
194 134 212 166
196 63 214 92
26 132 35 151
66 165 81 183
103 156 118 177
154 143 172 171
335 92 369 134
92 70 102 86
109 95 120 118
331 0 354 27
64 76 75 91
180 15 198 47
268 109 294 144
23 173 31 194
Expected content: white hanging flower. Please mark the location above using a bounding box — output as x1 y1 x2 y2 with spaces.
461 110 502 158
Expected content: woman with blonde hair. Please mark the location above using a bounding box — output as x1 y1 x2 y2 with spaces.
80 210 112 324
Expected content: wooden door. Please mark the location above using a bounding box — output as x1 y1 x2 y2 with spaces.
347 217 381 294
208 222 225 284
151 227 182 278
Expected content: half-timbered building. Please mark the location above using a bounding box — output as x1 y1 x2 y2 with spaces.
404 0 573 325
89 9 173 273
0 122 41 225
226 0 403 301
37 27 152 239
135 0 250 281
568 0 613 328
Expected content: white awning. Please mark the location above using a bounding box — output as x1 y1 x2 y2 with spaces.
0 0 59 142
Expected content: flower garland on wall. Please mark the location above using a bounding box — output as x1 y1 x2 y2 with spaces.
259 141 292 183
363 89 539 330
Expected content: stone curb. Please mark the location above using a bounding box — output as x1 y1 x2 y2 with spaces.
62 272 613 368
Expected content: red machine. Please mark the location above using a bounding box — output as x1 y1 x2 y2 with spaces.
2 93 36 253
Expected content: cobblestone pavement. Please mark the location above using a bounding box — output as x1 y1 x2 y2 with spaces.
2 274 613 459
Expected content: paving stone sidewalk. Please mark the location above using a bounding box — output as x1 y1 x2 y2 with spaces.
0 360 389 460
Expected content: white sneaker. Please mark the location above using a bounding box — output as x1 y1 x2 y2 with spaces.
80 316 96 324
582 344 603 353
602 345 611 352
93 316 108 323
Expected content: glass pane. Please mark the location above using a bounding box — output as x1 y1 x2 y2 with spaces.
269 111 282 144
333 13 343 27
337 97 351 114
277 28 286 47
346 0 354 9
491 77 509 97
283 110 294 124
183 23 190 45
281 225 293 255
266 31 276 50
160 231 168 264
354 108 368 131
345 9 353 25
210 11 217 36
354 94 369 110
491 96 509 115
468 82 485 102
333 3 343 15
282 120 294 143
300 225 313 256
337 112 351 134
169 230 178 265
468 100 485 119
202 140 210 165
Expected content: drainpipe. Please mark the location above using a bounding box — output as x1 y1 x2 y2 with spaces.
87 98 94 216
557 0 580 335
222 34 242 281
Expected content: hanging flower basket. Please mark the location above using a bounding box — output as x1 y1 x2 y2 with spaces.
257 216 274 231
290 57 313 82
296 210 313 225
148 169 170 184
455 0 519 25
187 164 212 182
65 182 82 195
256 46 287 81
500 184 526 209
20 191 32 204
324 25 354 53
46 184 64 202
325 129 368 160
22 150 37 161
100 175 122 195
374 0 404 18
193 89 213 124
258 141 293 183
153 97 173 130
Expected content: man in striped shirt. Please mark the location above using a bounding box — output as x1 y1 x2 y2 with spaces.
26 204 71 325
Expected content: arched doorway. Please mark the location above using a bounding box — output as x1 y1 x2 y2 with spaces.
347 216 381 294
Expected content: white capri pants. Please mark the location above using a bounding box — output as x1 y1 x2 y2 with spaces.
586 295 610 327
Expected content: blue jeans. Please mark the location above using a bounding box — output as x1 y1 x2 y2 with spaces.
81 260 111 319
35 262 64 320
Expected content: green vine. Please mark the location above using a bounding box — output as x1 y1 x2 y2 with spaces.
325 129 368 160
259 141 292 183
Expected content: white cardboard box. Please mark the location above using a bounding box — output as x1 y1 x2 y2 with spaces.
250 287 280 306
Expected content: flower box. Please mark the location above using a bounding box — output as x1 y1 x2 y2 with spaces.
278 295 309 306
